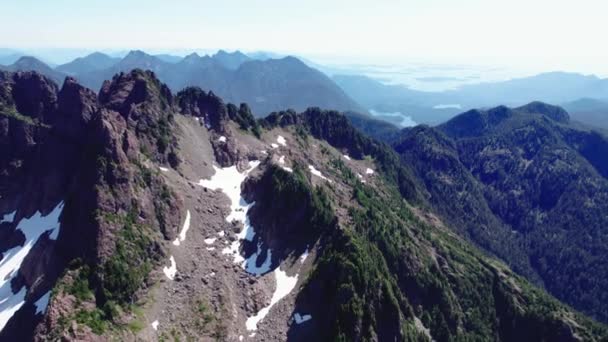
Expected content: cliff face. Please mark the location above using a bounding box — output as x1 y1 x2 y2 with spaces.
0 70 606 341
0 70 184 340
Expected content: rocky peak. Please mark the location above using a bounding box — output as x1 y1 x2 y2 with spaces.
55 77 99 140
98 69 172 119
7 71 58 122
175 86 228 131
11 56 51 71
122 49 149 61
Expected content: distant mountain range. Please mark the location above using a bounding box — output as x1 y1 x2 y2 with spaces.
1 50 364 117
334 73 608 129
0 56 67 85
3 49 608 132
562 97 608 130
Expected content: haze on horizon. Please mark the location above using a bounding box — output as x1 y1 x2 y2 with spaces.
2 0 608 77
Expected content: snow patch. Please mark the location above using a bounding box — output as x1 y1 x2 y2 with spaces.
300 248 309 264
279 155 286 164
308 165 332 183
198 161 260 265
282 167 293 173
0 287 26 331
246 267 299 331
277 135 287 146
206 247 216 251
294 312 312 324
217 231 225 237
343 155 351 161
261 150 268 155
34 291 51 315
0 201 63 332
172 210 191 246
239 335 244 341
366 168 374 175
218 136 227 143
163 256 177 280
159 167 169 172
271 143 279 149
0 211 15 224
151 320 159 331
204 237 217 245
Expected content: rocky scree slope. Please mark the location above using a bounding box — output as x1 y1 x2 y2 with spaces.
0 70 606 341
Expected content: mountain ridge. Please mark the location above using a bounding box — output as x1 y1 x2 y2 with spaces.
1 69 606 340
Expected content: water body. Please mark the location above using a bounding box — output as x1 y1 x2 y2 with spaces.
370 109 417 127
433 104 462 110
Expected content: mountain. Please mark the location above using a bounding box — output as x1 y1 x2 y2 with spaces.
212 49 251 69
0 53 22 66
0 69 606 341
224 56 364 115
562 97 608 130
154 53 183 63
334 72 608 126
333 74 458 125
2 56 67 85
56 52 120 75
393 102 608 323
67 50 365 116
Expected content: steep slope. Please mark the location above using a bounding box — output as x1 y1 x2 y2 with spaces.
1 70 606 341
0 69 182 340
394 102 608 323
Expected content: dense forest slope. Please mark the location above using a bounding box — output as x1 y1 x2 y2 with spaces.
394 102 608 323
0 70 605 341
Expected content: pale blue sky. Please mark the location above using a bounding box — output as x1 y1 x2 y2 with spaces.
3 0 608 73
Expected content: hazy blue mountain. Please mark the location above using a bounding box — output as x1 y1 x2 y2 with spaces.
3 56 67 85
56 52 120 75
154 53 183 63
333 74 459 125
247 51 285 60
59 50 364 116
211 49 251 69
0 53 22 66
335 72 608 126
74 50 172 90
562 97 608 130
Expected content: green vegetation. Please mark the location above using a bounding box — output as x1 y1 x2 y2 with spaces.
251 165 337 247
261 108 421 203
99 205 159 306
227 102 261 137
0 103 49 127
254 108 607 339
294 155 607 340
394 107 608 324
